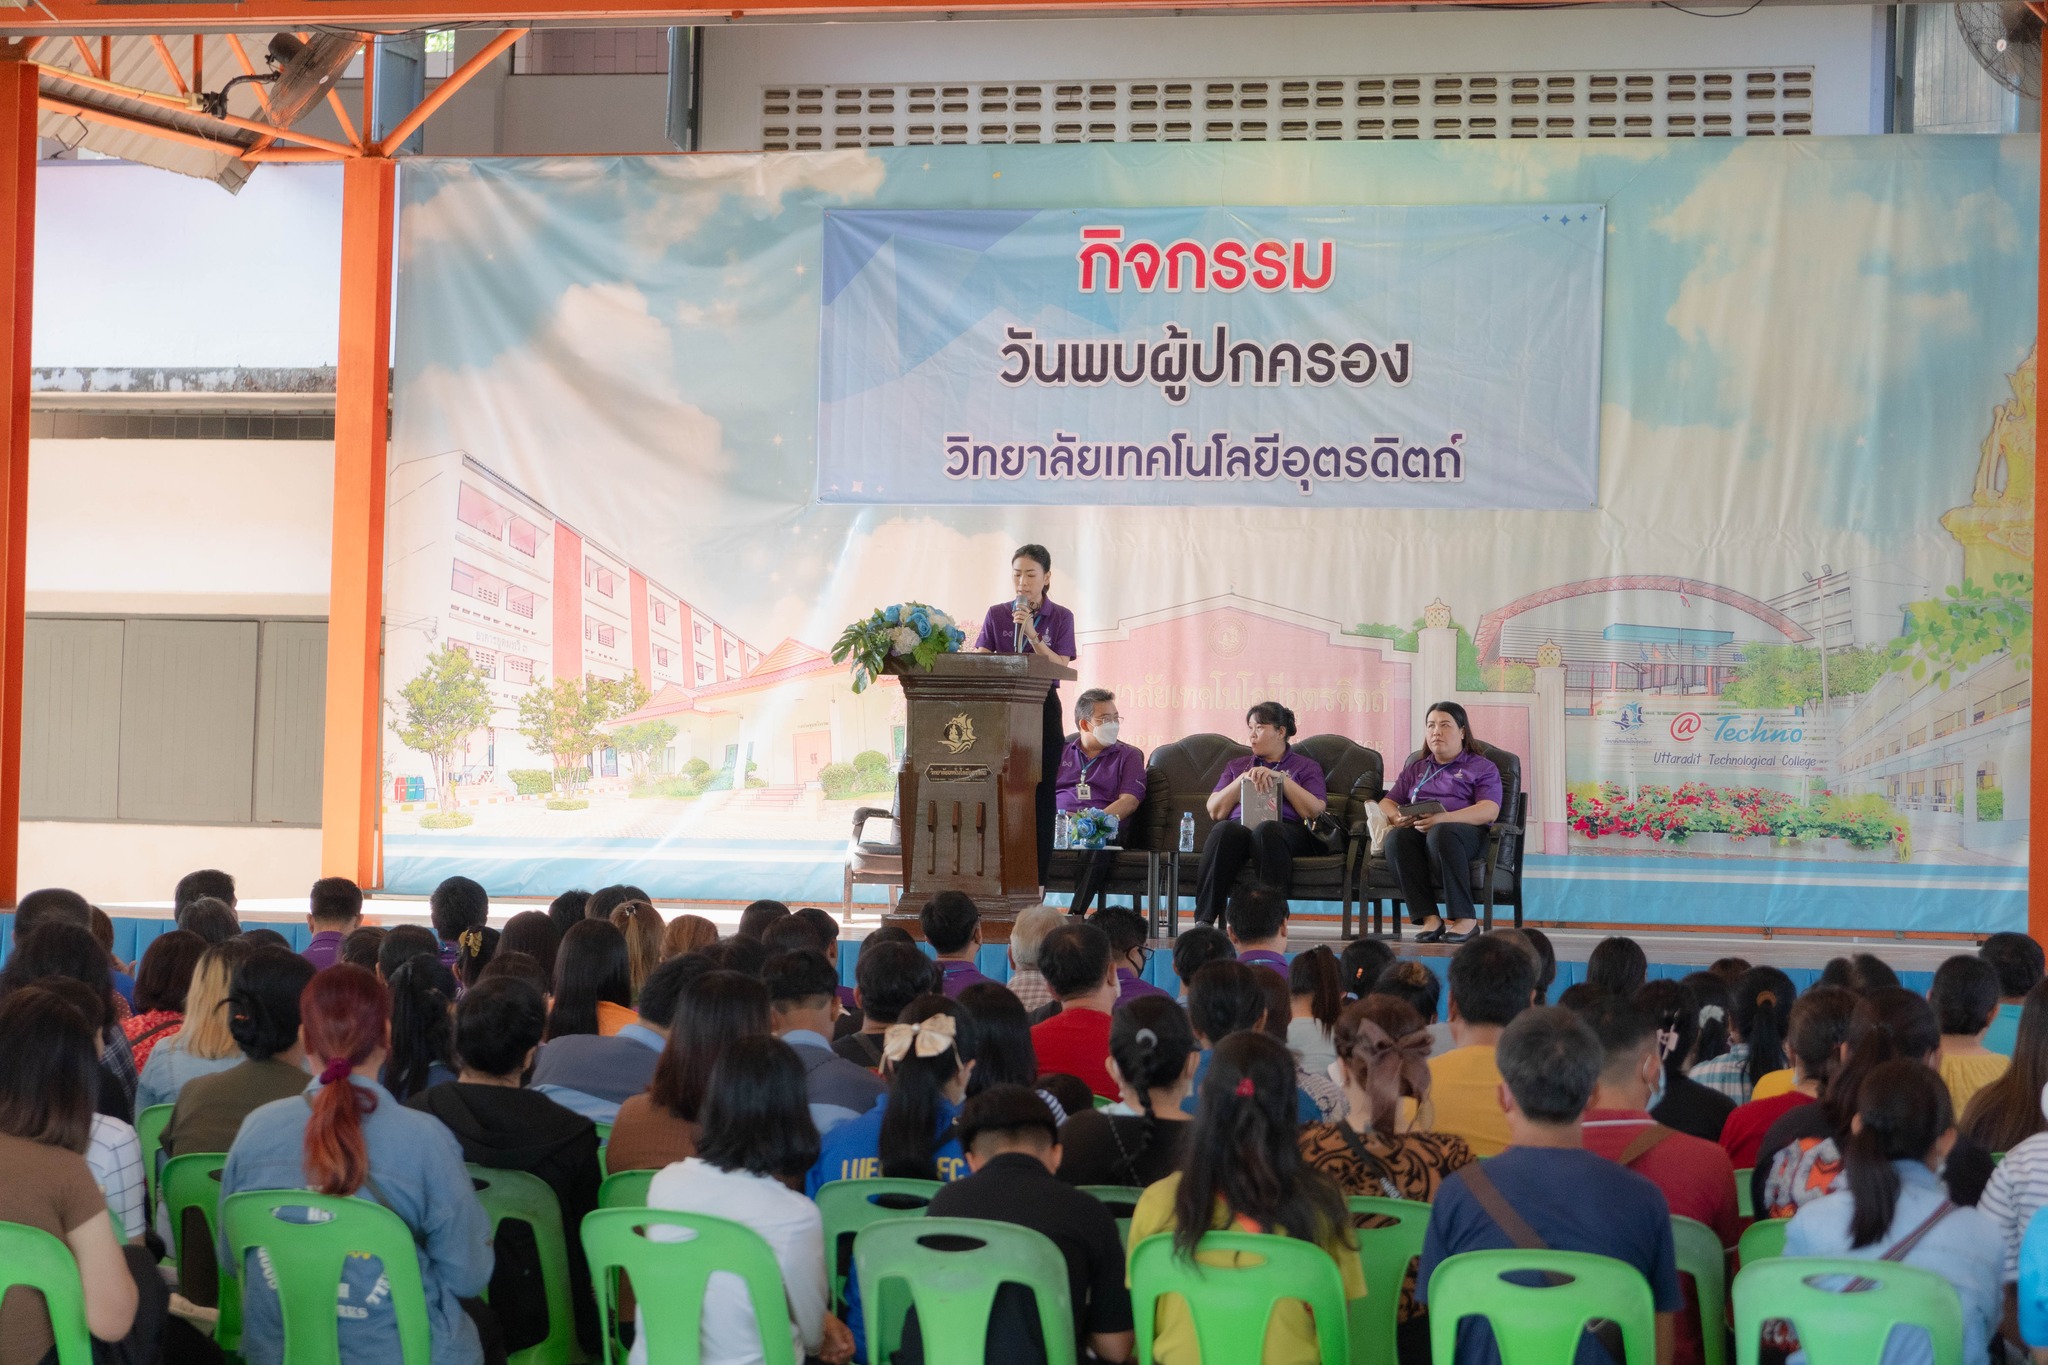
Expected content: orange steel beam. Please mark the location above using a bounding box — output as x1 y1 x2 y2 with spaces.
241 145 348 160
191 33 202 95
40 90 243 152
321 155 396 887
326 86 360 147
359 33 373 148
2034 121 2046 952
374 26 523 154
37 65 361 154
0 53 31 906
67 34 98 77
147 35 188 95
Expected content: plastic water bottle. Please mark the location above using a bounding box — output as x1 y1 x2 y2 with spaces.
1054 811 1072 850
1179 811 1196 854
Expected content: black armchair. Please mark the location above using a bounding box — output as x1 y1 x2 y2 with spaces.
1358 739 1527 937
1042 732 1164 916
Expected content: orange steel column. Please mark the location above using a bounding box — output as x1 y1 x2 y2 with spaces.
2035 125 2047 948
0 53 36 907
320 156 396 885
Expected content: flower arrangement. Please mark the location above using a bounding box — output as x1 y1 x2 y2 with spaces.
1069 807 1120 849
833 602 967 693
1565 782 1906 851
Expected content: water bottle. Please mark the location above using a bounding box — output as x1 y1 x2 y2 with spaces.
1179 811 1196 853
1055 810 1072 850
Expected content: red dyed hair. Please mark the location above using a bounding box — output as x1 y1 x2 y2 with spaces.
299 964 390 1196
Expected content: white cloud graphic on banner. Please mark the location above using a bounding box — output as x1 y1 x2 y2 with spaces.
626 150 886 258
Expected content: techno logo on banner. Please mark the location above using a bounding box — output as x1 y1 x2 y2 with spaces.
816 204 1605 508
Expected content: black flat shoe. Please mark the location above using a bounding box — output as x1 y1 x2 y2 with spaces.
1441 924 1484 944
1414 925 1446 943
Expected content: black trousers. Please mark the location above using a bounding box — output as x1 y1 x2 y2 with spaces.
1069 848 1117 915
1036 688 1062 884
1381 821 1485 924
1194 819 1319 925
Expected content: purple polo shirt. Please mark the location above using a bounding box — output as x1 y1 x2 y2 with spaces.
1213 748 1328 822
973 594 1078 660
1055 739 1147 814
1388 748 1504 812
1115 967 1169 1007
302 929 346 972
937 958 997 997
1238 948 1290 974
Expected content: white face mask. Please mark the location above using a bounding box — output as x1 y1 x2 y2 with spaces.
1092 721 1120 747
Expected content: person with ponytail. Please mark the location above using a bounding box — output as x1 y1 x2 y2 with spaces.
1056 995 1198 1187
164 947 317 1157
430 875 494 984
1783 1059 2000 1365
1632 979 1738 1142
1719 985 1857 1170
608 969 770 1173
219 964 496 1365
1287 945 1344 1079
1687 966 1796 1104
1128 1030 1362 1365
808 995 974 1194
1339 938 1395 1004
380 956 458 1102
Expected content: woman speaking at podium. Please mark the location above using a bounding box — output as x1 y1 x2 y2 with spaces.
971 544 1076 884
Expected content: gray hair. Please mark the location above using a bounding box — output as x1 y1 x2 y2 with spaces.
1496 1006 1603 1124
1073 688 1116 727
1009 904 1068 968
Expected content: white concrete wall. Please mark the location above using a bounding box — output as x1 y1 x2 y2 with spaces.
19 822 325 904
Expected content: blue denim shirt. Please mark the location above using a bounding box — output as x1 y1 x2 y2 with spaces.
218 1077 494 1365
1783 1159 2000 1365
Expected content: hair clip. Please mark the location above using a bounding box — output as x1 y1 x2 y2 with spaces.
1234 1076 1255 1098
1134 1028 1158 1047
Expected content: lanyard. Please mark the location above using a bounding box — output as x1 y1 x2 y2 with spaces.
1415 759 1453 796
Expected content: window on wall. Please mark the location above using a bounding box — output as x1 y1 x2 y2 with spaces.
652 601 668 625
21 616 327 826
655 645 672 667
694 624 707 644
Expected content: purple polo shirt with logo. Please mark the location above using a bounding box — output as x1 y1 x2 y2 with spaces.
1387 749 1504 813
937 958 997 997
1115 967 1169 1008
1237 948 1291 974
1055 739 1147 814
973 594 1077 660
302 929 346 972
1213 748 1328 822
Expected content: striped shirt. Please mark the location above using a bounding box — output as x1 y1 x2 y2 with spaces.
1687 1045 1754 1105
1978 1131 2048 1281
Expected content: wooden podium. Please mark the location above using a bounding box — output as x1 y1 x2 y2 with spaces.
886 651 1076 943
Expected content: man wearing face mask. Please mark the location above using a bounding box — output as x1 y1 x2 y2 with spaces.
1054 689 1147 917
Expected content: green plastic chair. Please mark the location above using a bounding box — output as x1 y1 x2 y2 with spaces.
222 1190 433 1365
1672 1215 1730 1365
1079 1185 1144 1247
595 1122 613 1179
161 1151 241 1349
579 1207 797 1365
1347 1196 1432 1365
814 1177 940 1314
1426 1249 1657 1365
0 1219 94 1365
1737 1218 1788 1267
599 1169 655 1209
1732 1257 1964 1365
134 1103 173 1211
857 1216 1078 1365
466 1165 580 1365
1129 1230 1351 1365
1734 1168 1754 1220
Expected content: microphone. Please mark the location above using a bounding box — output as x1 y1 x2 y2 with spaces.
1012 594 1027 654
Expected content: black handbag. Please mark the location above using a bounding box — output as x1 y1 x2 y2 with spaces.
1308 808 1349 856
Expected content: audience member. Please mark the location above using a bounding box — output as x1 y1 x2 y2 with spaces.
120 928 203 1072
957 982 1071 1122
1005 904 1068 1013
1371 960 1451 1057
1253 964 1346 1121
586 884 652 924
340 925 385 972
1688 966 1794 1104
808 996 972 1194
1523 928 1559 1004
1096 906 1168 1008
608 970 770 1172
609 899 666 999
430 875 495 986
1300 995 1474 1365
88 907 135 1007
1224 884 1290 974
1168 924 1235 1000
498 910 561 980
910 1086 1133 1365
1962 977 2048 1154
1419 1007 1681 1365
238 928 291 952
735 898 791 941
1933 955 2010 1118
710 934 770 979
378 923 441 980
412 976 602 1356
1555 982 1604 1012
1783 1060 2000 1365
1339 937 1395 1002
1681 970 1734 1068
2 923 139 1121
641 1036 853 1365
220 964 496 1365
546 888 591 939
1489 928 1546 1007
1629 980 1735 1142
38 977 149 1247
1031 921 1121 1099
1288 945 1343 1078
0 986 153 1361
180 896 240 946
1816 952 1902 996
530 953 702 1122
382 956 459 1102
546 918 633 1041
12 885 92 937
1708 957 1751 985
1057 994 1197 1187
1185 959 1318 1122
765 950 885 1134
175 868 237 917
1129 1031 1364 1365
135 938 251 1109
1980 931 2044 1056
478 949 550 996
302 876 364 970
761 914 825 959
834 941 936 1070
164 947 317 1157
923 890 995 996
1719 985 1856 1170
1584 936 1648 1000
659 911 719 961
1428 934 1536 1157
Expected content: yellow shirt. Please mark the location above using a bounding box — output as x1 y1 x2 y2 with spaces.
1127 1173 1366 1365
1751 1069 1796 1101
1939 1050 2009 1119
1427 1045 1510 1158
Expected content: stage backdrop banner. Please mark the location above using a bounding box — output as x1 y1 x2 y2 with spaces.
816 204 1605 508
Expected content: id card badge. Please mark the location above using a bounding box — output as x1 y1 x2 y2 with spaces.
1074 782 1092 801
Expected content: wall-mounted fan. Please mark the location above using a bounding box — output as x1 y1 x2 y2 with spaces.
1955 2 2043 101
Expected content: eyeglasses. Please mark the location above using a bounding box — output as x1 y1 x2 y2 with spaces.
1127 945 1153 973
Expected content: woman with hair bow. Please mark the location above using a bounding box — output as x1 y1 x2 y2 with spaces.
1297 995 1476 1365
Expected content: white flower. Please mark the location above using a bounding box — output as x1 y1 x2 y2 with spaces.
890 626 921 654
